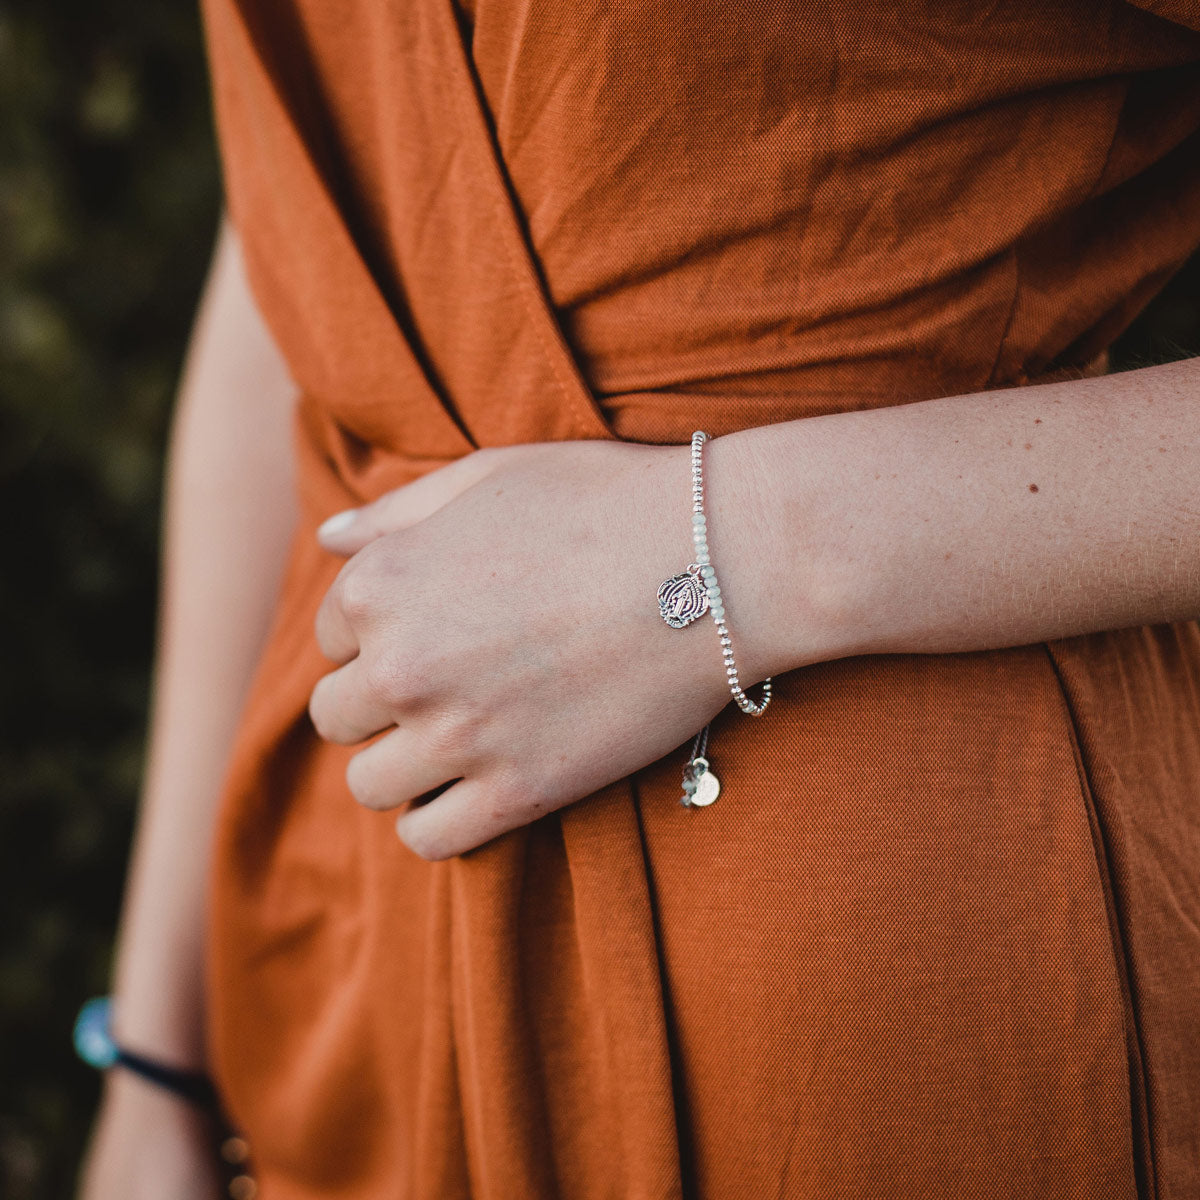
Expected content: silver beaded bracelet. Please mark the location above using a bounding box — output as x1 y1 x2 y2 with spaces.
656 430 772 807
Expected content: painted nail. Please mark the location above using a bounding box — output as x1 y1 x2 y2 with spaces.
317 509 358 540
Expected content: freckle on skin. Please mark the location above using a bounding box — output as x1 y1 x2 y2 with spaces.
1158 446 1167 453
1023 443 1032 450
1034 418 1042 424
1006 438 1012 446
944 552 952 560
1029 484 1039 492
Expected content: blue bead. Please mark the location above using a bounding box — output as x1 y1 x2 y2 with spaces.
74 996 119 1070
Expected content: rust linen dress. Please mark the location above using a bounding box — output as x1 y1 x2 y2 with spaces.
197 0 1200 1196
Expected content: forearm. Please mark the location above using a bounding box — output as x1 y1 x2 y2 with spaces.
108 217 298 1066
715 357 1200 677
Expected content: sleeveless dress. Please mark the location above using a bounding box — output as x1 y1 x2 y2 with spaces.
197 1 1200 1195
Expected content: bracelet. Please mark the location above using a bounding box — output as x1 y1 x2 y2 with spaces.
73 996 219 1112
74 996 258 1197
657 431 772 807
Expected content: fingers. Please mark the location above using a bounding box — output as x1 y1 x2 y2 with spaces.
313 566 361 664
343 724 465 815
314 445 532 660
317 446 513 556
308 658 393 745
393 775 527 861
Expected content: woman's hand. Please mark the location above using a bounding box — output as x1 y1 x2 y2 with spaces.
308 438 780 860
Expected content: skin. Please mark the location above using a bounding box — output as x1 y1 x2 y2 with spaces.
309 353 1200 860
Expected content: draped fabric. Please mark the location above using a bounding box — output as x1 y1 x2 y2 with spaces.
197 1 1200 1195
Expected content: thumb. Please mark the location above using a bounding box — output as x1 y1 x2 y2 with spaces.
316 446 510 556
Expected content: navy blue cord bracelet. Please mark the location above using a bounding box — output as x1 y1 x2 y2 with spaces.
73 996 219 1113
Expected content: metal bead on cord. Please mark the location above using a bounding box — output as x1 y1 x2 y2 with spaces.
688 431 772 717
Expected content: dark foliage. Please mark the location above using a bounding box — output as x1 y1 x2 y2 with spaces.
0 1 219 1196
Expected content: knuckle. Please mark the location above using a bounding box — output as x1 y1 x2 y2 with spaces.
361 652 416 711
307 680 337 741
489 764 538 817
336 564 378 626
420 705 484 763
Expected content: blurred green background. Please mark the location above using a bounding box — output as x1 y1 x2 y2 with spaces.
0 1 1198 1197
1 1 219 1196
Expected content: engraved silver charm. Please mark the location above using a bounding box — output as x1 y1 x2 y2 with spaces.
681 756 721 808
657 565 710 628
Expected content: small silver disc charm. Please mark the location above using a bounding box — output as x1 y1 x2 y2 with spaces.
690 768 721 807
658 565 710 628
681 755 721 808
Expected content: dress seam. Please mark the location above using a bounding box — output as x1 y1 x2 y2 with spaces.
439 0 614 444
984 90 1126 391
1039 641 1158 1200
984 248 1022 389
628 772 693 1200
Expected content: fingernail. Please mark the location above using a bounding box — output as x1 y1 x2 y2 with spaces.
318 509 358 540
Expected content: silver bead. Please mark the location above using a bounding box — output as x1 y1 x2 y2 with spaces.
669 430 774 730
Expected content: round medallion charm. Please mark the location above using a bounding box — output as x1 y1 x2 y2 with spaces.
690 769 721 807
658 566 710 628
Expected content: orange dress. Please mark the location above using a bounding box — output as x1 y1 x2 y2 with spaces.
198 0 1200 1195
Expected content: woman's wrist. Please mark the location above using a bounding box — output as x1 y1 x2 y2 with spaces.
702 423 856 682
77 996 216 1108
107 979 207 1073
